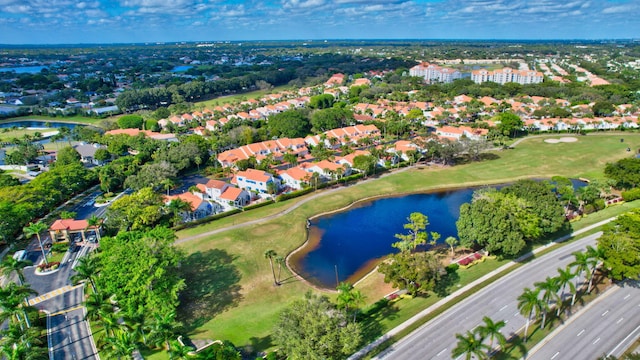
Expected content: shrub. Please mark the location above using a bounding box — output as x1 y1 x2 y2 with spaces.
622 188 640 202
51 243 69 253
243 200 274 211
445 263 459 273
584 204 596 214
276 187 314 202
172 209 242 230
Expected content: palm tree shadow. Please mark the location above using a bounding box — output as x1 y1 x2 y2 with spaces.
177 249 243 331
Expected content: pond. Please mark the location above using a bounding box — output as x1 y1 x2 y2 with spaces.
290 187 476 289
290 179 586 289
0 66 48 74
170 65 194 72
0 120 85 130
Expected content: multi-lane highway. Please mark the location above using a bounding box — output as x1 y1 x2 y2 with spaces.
374 233 600 360
527 282 640 360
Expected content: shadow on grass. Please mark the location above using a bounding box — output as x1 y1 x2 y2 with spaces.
242 335 274 356
434 268 461 297
177 249 243 330
359 299 400 343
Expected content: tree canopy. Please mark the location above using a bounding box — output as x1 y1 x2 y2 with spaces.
598 209 640 280
97 226 185 317
117 114 144 129
605 158 640 190
457 181 566 256
273 291 362 360
267 109 311 138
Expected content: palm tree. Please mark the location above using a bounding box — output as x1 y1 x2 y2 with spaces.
23 222 49 265
275 255 285 285
585 245 604 293
169 339 194 360
71 255 99 293
445 236 458 258
349 289 366 322
264 249 279 286
570 251 591 305
100 309 122 338
336 282 354 314
517 287 543 341
477 316 507 354
123 311 150 345
534 276 559 328
451 330 489 360
85 291 112 322
149 311 180 357
98 328 138 360
0 322 44 349
87 215 103 243
0 256 33 285
165 198 192 225
0 283 37 329
161 178 175 196
555 267 576 316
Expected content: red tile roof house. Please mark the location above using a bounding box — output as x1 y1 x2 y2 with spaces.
234 168 280 195
219 187 251 208
49 219 100 243
164 191 217 222
278 166 311 190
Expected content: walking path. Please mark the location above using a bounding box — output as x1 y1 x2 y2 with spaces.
349 217 616 359
175 166 413 244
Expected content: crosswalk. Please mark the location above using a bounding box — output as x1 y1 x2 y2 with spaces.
28 284 83 306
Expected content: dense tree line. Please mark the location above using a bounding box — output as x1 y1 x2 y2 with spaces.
457 180 567 257
0 163 97 245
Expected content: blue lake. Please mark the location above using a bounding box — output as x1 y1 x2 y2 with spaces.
0 66 48 74
292 179 586 289
171 65 193 72
291 187 477 289
0 120 81 129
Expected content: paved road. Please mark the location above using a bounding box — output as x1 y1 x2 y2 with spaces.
527 282 640 360
374 233 600 360
44 286 99 360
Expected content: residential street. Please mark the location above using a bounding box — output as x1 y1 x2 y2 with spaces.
527 281 640 360
373 233 600 360
21 243 100 360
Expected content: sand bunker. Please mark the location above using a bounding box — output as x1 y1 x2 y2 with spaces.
544 137 578 144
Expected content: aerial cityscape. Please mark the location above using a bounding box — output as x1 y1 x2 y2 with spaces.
1 1 640 360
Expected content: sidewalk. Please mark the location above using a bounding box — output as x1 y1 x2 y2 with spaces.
349 217 616 359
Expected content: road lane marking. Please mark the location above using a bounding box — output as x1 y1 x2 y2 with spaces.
602 310 609 317
607 324 640 356
577 329 585 337
594 337 601 345
499 305 508 311
624 294 630 300
514 312 519 317
617 317 624 324
436 348 447 356
551 351 560 359
28 284 83 306
50 306 83 316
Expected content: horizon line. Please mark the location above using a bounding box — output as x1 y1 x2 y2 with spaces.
1 38 639 47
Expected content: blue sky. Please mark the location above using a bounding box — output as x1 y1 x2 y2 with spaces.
0 0 639 44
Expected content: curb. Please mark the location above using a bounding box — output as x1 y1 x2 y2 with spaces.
349 217 616 359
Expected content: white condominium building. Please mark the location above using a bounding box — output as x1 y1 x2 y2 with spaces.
410 62 462 84
471 67 543 85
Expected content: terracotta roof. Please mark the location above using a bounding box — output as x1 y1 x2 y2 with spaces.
165 192 204 211
50 219 90 231
220 187 244 201
236 168 272 182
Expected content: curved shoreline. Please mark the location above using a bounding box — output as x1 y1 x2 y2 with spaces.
288 172 553 290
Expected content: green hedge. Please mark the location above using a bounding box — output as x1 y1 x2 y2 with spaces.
276 187 315 202
243 199 274 211
622 188 640 202
173 208 242 230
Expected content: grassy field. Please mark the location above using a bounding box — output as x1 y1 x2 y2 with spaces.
0 128 55 142
1 115 105 126
195 85 292 108
172 133 640 352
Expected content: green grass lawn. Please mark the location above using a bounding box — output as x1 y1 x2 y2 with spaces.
1 115 106 126
0 128 56 142
174 133 640 353
195 85 291 108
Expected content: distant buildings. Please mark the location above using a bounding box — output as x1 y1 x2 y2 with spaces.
471 68 543 85
409 62 462 84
